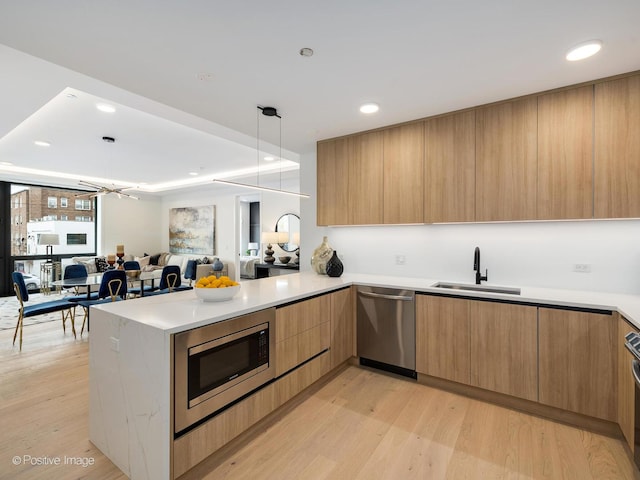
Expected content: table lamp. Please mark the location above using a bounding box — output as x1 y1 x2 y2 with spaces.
248 242 259 256
38 233 60 263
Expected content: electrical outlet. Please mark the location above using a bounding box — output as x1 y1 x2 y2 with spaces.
573 263 592 273
110 337 120 352
395 255 406 266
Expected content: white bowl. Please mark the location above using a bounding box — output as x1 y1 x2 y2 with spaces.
194 284 240 302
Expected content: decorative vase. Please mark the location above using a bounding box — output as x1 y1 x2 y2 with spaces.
310 236 333 275
212 257 224 271
264 243 275 264
325 250 344 278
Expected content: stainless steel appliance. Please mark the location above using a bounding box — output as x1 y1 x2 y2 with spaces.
356 286 416 378
624 331 640 468
174 308 275 433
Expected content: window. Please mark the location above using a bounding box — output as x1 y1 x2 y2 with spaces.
8 183 97 259
75 199 92 210
67 233 87 245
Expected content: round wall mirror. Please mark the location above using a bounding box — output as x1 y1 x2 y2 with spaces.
275 213 300 252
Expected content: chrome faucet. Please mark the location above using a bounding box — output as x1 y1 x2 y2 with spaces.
474 247 488 285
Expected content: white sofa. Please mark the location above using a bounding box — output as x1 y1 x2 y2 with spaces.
71 253 227 284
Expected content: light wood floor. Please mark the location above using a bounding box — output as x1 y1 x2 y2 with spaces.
2 321 639 480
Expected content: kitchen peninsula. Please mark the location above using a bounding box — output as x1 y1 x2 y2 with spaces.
89 272 640 480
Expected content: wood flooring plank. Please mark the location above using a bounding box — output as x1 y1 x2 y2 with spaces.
2 321 638 480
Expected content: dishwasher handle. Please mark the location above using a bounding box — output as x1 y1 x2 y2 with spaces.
633 360 640 388
358 290 414 302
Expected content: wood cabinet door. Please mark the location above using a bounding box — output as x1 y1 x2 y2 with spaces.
276 295 330 376
539 308 617 421
317 137 351 226
476 97 538 221
537 86 594 220
595 74 640 218
424 111 476 223
330 287 355 369
618 316 637 452
416 295 470 384
383 122 424 224
348 131 384 225
470 301 538 401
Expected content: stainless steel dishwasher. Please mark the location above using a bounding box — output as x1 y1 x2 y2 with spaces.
356 286 416 378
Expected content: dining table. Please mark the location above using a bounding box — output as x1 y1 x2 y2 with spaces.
52 272 156 298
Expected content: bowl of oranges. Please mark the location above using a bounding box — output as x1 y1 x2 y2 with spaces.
194 275 241 302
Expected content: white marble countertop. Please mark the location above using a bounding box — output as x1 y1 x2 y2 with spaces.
94 272 640 333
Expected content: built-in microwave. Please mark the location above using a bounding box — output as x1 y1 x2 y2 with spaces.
174 308 276 434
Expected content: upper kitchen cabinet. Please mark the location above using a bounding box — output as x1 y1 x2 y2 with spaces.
475 97 538 221
595 74 640 218
349 131 384 225
383 122 424 224
424 111 475 223
317 137 351 226
537 86 594 220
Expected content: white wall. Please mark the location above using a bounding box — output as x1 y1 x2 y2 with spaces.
98 194 163 257
300 150 640 295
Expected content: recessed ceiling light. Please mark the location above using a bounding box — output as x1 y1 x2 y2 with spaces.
264 156 275 161
34 140 51 147
360 103 379 114
360 102 380 113
566 40 602 61
96 103 116 113
189 172 199 176
299 47 314 57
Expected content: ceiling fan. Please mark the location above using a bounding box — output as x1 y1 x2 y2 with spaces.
75 180 139 200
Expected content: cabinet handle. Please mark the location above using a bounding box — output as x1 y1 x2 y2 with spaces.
357 290 413 302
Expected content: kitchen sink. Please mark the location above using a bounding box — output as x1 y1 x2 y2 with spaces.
432 281 521 295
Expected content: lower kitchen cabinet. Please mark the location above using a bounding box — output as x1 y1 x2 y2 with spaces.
469 300 538 401
618 316 637 451
416 294 470 384
275 295 330 377
539 307 617 421
330 287 355 369
416 295 537 401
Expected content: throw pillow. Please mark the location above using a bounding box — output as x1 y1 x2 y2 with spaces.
150 253 161 265
79 259 98 274
95 257 109 273
136 255 151 268
159 252 171 266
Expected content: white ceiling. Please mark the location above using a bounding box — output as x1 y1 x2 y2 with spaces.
0 1 639 194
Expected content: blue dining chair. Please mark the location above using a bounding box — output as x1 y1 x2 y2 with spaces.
77 270 128 334
123 260 156 297
145 265 192 296
12 271 77 350
184 260 197 286
63 264 100 303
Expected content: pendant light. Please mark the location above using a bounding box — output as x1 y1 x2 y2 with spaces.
213 106 310 199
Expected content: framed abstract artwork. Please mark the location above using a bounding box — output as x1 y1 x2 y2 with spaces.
169 205 215 255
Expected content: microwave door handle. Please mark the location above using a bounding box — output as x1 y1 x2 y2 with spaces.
632 360 640 388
